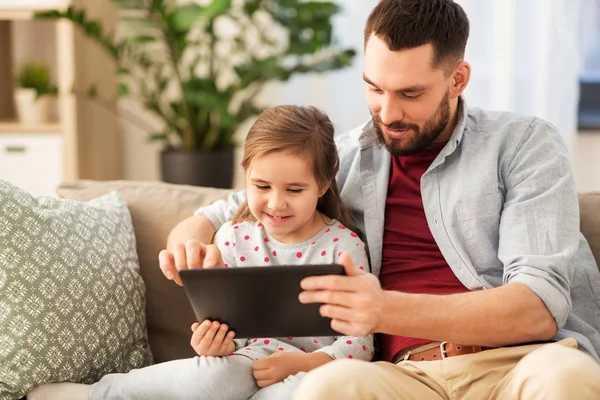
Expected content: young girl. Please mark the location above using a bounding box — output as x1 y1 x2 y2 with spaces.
29 105 373 400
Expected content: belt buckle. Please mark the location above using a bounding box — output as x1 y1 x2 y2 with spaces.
440 341 448 359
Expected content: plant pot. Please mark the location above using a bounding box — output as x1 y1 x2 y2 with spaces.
160 147 235 189
14 88 52 125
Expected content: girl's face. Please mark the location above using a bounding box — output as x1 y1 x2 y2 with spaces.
246 150 325 244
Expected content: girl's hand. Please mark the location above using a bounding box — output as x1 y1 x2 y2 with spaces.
159 241 224 285
252 352 333 387
190 320 236 357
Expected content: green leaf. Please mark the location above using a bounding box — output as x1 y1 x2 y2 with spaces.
34 10 61 19
118 83 129 98
87 84 98 98
242 0 261 15
168 3 205 33
126 35 158 44
85 21 102 38
296 2 340 21
148 133 168 142
200 0 232 20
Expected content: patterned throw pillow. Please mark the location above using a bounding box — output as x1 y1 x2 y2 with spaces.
0 180 152 400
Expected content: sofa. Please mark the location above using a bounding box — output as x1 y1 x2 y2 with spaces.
55 179 600 364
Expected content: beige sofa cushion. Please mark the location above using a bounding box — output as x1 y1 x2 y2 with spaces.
579 192 600 271
57 180 233 363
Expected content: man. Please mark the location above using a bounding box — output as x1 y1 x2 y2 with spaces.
160 0 600 398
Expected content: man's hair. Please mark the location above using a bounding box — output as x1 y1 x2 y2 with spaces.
364 0 470 70
231 105 355 230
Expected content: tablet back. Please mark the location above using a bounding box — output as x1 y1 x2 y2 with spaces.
179 264 344 338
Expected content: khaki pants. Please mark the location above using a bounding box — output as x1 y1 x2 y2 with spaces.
293 338 600 400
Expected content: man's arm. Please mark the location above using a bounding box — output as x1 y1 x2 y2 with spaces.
300 253 557 346
378 283 557 346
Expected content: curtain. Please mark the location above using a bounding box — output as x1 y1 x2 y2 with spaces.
455 0 581 142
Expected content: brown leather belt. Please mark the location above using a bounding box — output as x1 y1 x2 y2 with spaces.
392 342 496 363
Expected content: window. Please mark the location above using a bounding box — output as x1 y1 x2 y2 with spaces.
579 0 600 129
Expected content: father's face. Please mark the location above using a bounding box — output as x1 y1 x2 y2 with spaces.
364 35 454 156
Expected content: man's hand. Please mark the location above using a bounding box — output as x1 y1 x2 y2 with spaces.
253 352 333 387
159 240 224 285
299 252 385 336
190 320 236 357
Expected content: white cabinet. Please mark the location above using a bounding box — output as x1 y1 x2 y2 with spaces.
0 133 63 197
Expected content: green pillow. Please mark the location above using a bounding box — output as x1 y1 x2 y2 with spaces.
0 180 152 400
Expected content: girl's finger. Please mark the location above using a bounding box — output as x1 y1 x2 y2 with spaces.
173 243 187 271
203 245 223 268
198 321 220 350
185 240 203 269
209 323 229 352
190 320 212 349
220 331 236 353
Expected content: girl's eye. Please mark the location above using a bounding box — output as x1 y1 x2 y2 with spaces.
255 185 270 190
288 189 303 194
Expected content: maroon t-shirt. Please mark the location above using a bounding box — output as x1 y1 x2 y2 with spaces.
378 145 469 362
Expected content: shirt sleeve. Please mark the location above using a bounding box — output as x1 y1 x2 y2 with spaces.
233 339 247 350
194 190 247 231
213 222 236 268
314 334 374 361
499 118 577 328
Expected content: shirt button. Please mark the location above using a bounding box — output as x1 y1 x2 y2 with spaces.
434 218 439 225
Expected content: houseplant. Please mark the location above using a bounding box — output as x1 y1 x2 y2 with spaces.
14 61 57 125
36 0 356 188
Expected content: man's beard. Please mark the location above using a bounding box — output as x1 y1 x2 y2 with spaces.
372 91 451 156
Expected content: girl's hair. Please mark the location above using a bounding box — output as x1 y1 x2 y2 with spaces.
231 105 355 230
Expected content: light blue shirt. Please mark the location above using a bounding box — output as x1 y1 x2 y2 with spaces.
196 99 600 360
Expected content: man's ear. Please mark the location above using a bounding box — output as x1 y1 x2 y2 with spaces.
450 60 471 99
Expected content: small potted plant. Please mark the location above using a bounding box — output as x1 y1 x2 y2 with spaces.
14 61 57 125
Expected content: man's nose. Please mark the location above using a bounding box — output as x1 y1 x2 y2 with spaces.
379 94 403 126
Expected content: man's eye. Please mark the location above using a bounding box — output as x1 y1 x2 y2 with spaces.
403 93 422 100
369 87 383 94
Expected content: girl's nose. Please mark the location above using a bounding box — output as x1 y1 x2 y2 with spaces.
268 194 286 210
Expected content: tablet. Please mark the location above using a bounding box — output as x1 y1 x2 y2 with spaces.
179 264 345 338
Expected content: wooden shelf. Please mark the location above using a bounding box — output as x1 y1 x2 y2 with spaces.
0 1 67 21
0 121 62 133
